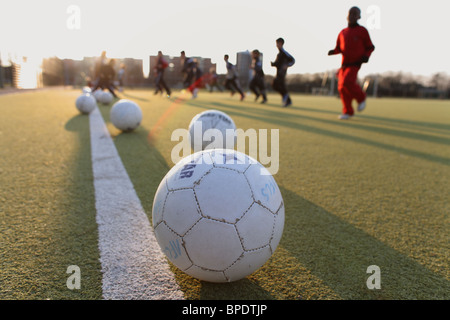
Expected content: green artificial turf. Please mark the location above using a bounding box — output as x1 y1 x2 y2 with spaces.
1 88 449 300
0 89 102 299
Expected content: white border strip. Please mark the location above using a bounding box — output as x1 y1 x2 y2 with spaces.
89 106 184 300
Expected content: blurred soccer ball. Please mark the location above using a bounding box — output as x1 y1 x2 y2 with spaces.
110 99 142 132
75 93 97 114
93 89 103 102
99 91 113 104
188 110 237 151
82 86 92 94
152 149 285 283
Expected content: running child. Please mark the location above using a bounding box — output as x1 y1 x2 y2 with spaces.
328 6 375 120
224 54 245 101
91 58 119 98
188 59 203 99
154 51 171 97
180 51 195 89
271 38 295 107
249 49 267 104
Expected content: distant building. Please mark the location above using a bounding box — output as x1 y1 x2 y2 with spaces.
0 65 13 88
119 58 144 88
42 57 64 86
41 56 145 87
236 50 258 89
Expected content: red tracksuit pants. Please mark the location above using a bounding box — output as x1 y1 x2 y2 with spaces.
338 66 366 115
188 77 203 93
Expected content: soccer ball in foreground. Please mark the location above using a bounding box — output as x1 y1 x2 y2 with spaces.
152 149 285 283
75 93 97 114
188 110 237 151
110 99 142 132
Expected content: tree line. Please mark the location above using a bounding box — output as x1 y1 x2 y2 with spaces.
280 71 450 98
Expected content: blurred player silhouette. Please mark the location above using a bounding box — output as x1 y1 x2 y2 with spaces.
92 51 107 89
249 49 267 104
91 58 119 98
154 51 171 97
208 68 223 92
271 38 295 107
224 54 245 101
117 63 125 92
188 59 203 99
180 51 203 98
328 6 375 119
180 51 195 89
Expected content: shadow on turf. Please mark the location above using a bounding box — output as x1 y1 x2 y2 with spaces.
186 100 450 167
60 114 104 299
254 96 450 135
278 186 450 299
121 91 150 102
358 113 450 135
209 100 450 146
65 114 88 132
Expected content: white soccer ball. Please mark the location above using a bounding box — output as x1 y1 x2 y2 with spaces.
92 89 104 102
82 86 92 94
93 89 103 102
75 93 97 114
188 110 237 151
99 91 113 104
152 149 285 283
110 99 142 132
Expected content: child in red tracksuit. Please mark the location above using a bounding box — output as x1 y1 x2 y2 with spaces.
328 6 375 119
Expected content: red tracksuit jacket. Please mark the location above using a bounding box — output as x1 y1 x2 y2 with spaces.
330 24 375 67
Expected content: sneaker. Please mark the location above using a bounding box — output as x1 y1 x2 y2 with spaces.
240 93 246 101
283 96 292 107
338 114 353 120
254 93 260 102
357 100 366 112
261 98 267 104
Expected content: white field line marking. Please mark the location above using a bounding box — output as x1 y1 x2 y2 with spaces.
89 106 184 300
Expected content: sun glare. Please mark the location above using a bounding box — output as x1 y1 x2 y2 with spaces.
15 56 43 89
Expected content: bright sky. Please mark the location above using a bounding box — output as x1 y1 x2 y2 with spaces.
1 0 449 78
